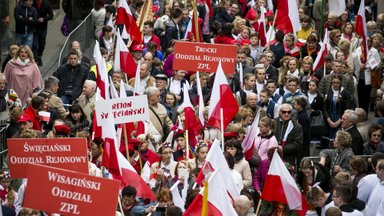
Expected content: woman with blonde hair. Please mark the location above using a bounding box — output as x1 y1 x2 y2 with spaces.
3 45 43 106
299 56 317 94
277 56 292 86
1 45 19 72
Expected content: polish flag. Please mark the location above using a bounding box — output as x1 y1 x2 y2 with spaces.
275 0 301 34
115 0 142 44
203 0 213 17
195 139 239 199
101 112 121 175
355 0 368 63
242 110 260 160
114 32 137 79
312 29 328 72
258 6 267 46
182 85 201 135
184 8 203 42
114 151 156 201
196 72 205 126
170 180 185 211
184 169 238 216
93 41 109 99
261 150 302 210
207 62 239 130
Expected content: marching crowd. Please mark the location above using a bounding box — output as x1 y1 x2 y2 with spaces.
1 0 384 215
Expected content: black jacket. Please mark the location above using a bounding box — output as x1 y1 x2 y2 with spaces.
33 0 53 30
53 63 89 99
14 3 37 34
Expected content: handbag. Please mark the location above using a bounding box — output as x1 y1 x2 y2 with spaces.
60 15 70 36
310 111 327 137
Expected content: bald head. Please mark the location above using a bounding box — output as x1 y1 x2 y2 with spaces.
234 195 251 216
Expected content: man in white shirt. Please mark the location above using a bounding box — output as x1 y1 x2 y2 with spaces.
366 160 384 215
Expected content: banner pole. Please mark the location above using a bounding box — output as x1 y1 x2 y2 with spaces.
118 196 125 216
220 108 225 152
186 129 189 159
123 124 130 161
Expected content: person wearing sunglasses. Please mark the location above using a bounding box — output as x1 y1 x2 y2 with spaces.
274 103 304 170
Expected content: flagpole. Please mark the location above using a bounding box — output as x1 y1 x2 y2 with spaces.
186 129 189 159
268 9 278 44
192 0 200 42
323 63 326 77
220 108 225 152
118 196 124 216
123 124 130 161
201 180 209 216
255 197 262 215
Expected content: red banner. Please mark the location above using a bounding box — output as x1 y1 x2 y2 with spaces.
173 42 237 73
24 164 120 216
8 138 89 178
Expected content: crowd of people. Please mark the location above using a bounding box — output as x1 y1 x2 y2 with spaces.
1 0 384 215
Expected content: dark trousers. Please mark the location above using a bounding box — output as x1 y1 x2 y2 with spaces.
358 79 372 114
33 29 47 59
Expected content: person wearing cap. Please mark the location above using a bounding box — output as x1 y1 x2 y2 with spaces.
172 130 193 161
53 124 70 138
128 62 155 95
132 44 143 63
155 73 169 104
14 113 34 138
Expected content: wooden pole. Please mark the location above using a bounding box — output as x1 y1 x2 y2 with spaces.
267 9 278 43
186 129 189 159
220 108 225 152
255 197 262 215
123 124 130 161
192 0 200 42
118 196 125 216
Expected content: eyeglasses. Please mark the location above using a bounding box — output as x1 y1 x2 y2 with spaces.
281 110 292 114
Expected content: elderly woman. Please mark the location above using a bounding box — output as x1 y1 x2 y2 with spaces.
3 45 43 106
319 130 354 175
363 124 384 154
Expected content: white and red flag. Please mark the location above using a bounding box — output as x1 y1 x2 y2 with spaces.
242 110 260 160
114 31 137 79
355 0 368 63
207 62 238 130
184 169 237 216
114 151 156 201
258 6 267 46
195 139 239 198
115 0 142 44
275 0 301 34
261 150 302 210
196 72 205 126
93 41 110 100
312 29 329 72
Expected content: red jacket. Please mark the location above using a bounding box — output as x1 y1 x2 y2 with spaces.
23 106 41 131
